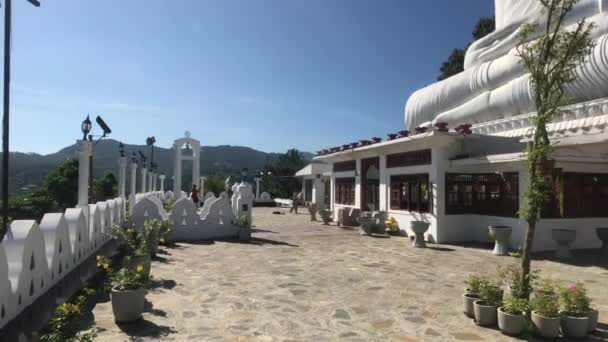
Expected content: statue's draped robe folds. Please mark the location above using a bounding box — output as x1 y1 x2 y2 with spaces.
405 0 608 129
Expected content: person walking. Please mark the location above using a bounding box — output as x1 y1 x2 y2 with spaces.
290 191 299 214
191 184 200 207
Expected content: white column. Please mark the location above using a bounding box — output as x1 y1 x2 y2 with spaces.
173 143 182 197
255 178 260 199
77 140 93 207
378 154 387 211
118 156 127 198
129 160 138 215
355 159 362 209
129 161 138 198
153 174 158 191
192 143 200 190
200 176 205 195
141 167 147 193
148 172 154 192
159 174 166 192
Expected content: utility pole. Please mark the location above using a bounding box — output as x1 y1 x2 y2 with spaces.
1 0 40 240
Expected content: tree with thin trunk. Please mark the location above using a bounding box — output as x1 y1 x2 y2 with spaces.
516 0 595 298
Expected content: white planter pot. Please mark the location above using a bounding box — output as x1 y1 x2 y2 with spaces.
463 293 479 318
531 311 561 339
488 225 511 256
473 300 497 327
497 307 525 336
410 221 430 248
552 228 576 260
111 286 145 323
561 314 589 339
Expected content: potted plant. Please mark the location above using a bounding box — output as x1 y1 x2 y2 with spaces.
237 215 251 242
110 266 149 323
384 217 400 235
319 209 332 225
158 219 173 246
398 130 409 137
498 294 528 336
434 121 449 132
143 219 161 257
350 142 359 149
531 280 561 339
559 282 591 339
473 279 502 326
463 274 486 317
112 224 151 278
414 126 427 134
371 137 382 143
387 133 398 140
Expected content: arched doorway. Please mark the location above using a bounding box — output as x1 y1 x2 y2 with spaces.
173 131 201 198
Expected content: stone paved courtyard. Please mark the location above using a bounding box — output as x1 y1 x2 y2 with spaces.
92 207 608 341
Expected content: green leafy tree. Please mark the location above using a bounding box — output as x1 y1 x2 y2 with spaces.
202 175 227 196
8 188 58 223
516 0 595 298
437 17 495 80
262 149 307 198
95 172 118 201
44 158 79 209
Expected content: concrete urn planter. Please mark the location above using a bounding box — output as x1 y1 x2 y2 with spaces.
552 228 576 260
111 286 145 323
238 228 252 242
531 311 561 339
410 221 430 248
589 308 599 332
488 225 511 256
126 254 151 279
319 210 332 225
308 203 318 221
497 307 525 336
462 292 479 317
473 300 498 327
596 228 608 249
561 314 589 339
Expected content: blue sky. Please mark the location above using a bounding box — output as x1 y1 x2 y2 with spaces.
3 0 493 154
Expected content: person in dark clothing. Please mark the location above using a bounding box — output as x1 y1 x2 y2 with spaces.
191 184 200 207
290 192 299 214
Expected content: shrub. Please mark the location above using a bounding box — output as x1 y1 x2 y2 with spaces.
531 280 561 318
40 288 97 342
559 282 591 317
111 266 149 291
465 273 488 295
499 264 538 299
158 219 173 244
111 224 148 257
502 294 529 315
479 279 503 307
238 215 250 228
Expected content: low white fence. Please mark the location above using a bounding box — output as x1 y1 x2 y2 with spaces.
0 197 125 329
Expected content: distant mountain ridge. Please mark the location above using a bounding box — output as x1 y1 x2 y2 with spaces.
2 139 313 194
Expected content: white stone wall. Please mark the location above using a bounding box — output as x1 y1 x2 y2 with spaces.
0 197 124 329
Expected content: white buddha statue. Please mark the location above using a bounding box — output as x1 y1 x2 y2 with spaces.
405 0 608 130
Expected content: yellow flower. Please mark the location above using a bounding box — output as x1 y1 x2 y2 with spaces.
103 263 110 270
136 264 143 273
96 262 102 268
159 238 165 243
127 228 134 234
96 255 101 261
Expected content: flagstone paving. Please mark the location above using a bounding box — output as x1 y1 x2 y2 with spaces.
92 207 608 341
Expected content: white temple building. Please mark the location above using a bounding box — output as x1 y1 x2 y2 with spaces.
314 0 608 252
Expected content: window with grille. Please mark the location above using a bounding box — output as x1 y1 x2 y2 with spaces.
544 173 608 218
445 172 519 217
335 177 355 205
390 174 430 212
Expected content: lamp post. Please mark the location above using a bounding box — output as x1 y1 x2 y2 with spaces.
139 150 147 193
118 142 127 198
0 0 41 240
129 152 138 214
253 175 261 199
241 168 249 184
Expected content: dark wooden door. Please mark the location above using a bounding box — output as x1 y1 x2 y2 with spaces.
360 157 380 211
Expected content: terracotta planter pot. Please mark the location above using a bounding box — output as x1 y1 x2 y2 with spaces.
410 221 430 248
531 311 561 339
588 309 599 332
111 286 145 323
498 307 525 336
473 300 498 327
463 293 479 317
561 313 589 339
